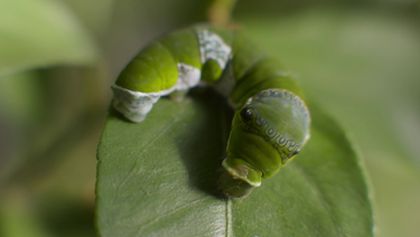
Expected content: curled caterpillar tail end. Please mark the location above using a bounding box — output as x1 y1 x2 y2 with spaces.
219 159 261 198
111 84 160 123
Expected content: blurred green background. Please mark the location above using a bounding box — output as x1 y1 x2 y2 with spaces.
0 0 419 236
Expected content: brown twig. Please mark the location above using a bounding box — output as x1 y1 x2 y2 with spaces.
208 0 238 26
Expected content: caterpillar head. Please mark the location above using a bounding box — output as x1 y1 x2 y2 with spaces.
220 89 311 198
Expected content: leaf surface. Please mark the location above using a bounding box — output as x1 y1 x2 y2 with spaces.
96 91 373 237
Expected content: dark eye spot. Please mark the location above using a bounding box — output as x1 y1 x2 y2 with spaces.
240 107 253 122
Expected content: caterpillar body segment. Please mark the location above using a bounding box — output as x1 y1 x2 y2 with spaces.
112 26 311 198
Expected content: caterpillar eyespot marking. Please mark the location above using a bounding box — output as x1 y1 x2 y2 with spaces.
112 25 311 198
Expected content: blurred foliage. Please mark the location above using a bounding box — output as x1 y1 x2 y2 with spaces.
0 0 419 236
0 0 97 77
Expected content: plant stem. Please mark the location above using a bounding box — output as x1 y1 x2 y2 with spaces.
208 0 237 26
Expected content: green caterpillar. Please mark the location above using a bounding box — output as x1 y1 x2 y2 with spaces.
112 25 311 198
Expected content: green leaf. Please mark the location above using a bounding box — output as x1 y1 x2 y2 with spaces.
0 0 97 77
96 91 373 237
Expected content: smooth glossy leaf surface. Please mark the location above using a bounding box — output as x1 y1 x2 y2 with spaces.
96 91 373 237
0 0 97 77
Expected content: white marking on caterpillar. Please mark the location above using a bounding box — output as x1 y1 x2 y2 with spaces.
112 85 161 122
175 63 201 91
112 63 200 122
196 29 232 69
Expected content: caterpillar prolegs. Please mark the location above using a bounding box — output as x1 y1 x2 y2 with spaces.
112 26 311 198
